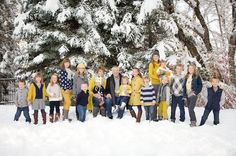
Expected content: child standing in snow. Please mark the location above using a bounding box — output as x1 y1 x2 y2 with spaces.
14 79 31 123
183 63 203 127
199 76 225 126
128 68 144 123
27 72 47 124
47 73 62 123
76 83 89 122
117 76 132 119
140 76 156 121
59 58 74 121
170 64 185 123
157 75 170 120
92 77 106 117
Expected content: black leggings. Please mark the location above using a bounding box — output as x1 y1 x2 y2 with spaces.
49 101 60 115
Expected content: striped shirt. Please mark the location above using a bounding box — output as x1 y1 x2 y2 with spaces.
140 84 156 106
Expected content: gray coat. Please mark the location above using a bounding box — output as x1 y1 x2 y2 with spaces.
15 88 28 107
72 73 88 96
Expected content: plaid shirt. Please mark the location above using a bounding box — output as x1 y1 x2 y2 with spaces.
170 74 185 96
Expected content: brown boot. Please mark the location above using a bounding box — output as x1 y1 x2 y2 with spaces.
136 110 142 123
130 110 136 118
33 111 38 125
54 113 60 122
49 114 54 123
42 111 46 124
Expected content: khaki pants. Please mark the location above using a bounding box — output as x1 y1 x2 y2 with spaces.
61 89 72 111
158 101 168 119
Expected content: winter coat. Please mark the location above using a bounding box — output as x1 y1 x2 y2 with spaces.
105 74 122 106
27 83 47 103
87 76 106 110
129 76 144 106
183 74 203 98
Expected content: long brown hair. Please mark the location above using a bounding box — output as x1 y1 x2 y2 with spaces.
150 51 160 68
60 58 71 69
186 63 199 79
133 68 142 79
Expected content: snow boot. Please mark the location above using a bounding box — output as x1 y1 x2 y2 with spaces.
136 110 142 123
100 107 106 117
63 110 72 122
54 113 60 122
42 111 46 124
33 112 38 125
93 107 100 117
49 114 54 123
190 121 197 127
130 110 136 118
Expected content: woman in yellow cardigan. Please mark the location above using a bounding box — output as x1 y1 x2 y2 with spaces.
129 68 144 123
148 50 161 121
27 72 47 124
87 67 106 112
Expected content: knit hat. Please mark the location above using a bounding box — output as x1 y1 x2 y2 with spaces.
152 49 160 57
77 64 86 69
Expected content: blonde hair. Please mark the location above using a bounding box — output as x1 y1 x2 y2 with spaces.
186 63 199 78
34 72 43 84
121 76 129 85
50 73 59 86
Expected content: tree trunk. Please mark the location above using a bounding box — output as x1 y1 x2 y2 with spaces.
229 0 236 86
184 0 213 52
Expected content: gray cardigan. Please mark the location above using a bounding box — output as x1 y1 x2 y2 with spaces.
15 88 28 107
72 73 88 96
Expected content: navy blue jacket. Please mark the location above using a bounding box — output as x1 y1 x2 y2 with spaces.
76 90 89 107
206 87 223 111
183 74 203 98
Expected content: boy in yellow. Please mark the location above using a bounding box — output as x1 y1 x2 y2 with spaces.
117 76 132 119
157 75 170 120
87 67 106 112
148 50 161 121
129 68 144 122
28 72 47 124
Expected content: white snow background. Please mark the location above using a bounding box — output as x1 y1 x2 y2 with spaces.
0 105 236 156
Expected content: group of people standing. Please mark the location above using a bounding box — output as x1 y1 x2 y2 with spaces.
13 50 225 127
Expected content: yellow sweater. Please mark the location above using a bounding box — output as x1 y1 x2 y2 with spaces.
148 62 160 85
119 85 132 97
27 83 47 103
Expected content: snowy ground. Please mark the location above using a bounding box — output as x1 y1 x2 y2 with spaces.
0 105 236 156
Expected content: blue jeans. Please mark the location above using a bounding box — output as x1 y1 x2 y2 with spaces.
170 95 185 122
93 97 103 107
144 106 154 121
14 106 31 123
104 96 119 118
77 105 86 122
200 108 220 126
117 96 129 119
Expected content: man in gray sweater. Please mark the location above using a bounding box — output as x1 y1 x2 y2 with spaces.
14 79 31 123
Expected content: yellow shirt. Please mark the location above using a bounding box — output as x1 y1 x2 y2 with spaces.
148 62 160 85
119 85 132 97
186 76 192 94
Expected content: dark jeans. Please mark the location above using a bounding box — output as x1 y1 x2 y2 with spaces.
77 105 86 122
92 97 103 107
117 96 129 119
104 96 119 118
152 84 160 120
200 108 220 126
187 95 197 122
170 95 185 122
49 101 60 115
14 106 31 123
144 106 154 121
